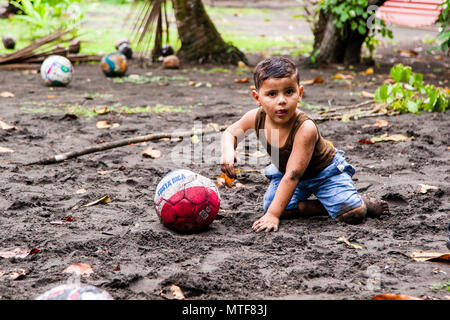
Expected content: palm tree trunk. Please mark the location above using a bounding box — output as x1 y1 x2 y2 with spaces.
312 0 386 65
171 0 247 65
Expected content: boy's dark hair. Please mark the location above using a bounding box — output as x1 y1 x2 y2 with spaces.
253 56 300 91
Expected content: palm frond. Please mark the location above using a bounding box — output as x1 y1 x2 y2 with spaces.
128 0 171 61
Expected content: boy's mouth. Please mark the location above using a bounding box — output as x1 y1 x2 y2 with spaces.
276 109 288 116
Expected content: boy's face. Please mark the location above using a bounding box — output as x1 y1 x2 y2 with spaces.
252 75 303 126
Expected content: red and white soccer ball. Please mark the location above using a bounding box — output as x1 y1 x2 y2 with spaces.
35 284 113 300
154 169 220 233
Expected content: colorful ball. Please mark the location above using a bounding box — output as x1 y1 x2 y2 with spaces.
35 284 113 300
154 169 220 233
101 52 128 77
40 55 73 86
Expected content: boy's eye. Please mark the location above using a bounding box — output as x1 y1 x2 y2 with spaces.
286 89 293 95
267 91 277 97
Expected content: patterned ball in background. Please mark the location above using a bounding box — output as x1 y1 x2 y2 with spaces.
101 52 128 77
40 55 73 86
35 284 113 300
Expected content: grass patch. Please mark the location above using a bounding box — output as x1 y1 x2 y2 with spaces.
20 101 191 119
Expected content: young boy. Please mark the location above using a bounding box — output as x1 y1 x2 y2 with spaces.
221 56 389 232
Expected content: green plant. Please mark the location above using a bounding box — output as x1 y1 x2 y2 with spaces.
429 280 450 291
374 64 449 113
429 0 449 54
10 0 84 38
315 0 393 58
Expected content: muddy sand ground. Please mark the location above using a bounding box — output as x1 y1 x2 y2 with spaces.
0 40 449 301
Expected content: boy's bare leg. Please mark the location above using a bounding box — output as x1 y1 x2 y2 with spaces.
337 195 390 225
281 200 328 219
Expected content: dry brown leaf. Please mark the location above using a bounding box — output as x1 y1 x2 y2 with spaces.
93 106 108 115
363 67 374 75
361 91 375 98
234 77 250 83
300 76 324 85
337 236 363 249
375 120 389 127
142 146 162 159
0 248 32 259
217 173 234 188
96 120 111 129
62 263 94 277
332 73 354 80
410 251 450 262
371 294 422 300
0 268 26 280
382 134 412 142
0 91 15 98
417 184 438 194
170 284 185 300
0 146 14 153
82 195 111 207
397 49 418 57
237 61 249 69
0 119 16 130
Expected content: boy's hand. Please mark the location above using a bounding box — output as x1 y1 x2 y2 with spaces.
252 212 279 232
220 150 240 178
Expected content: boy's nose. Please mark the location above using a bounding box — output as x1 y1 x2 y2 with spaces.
278 94 287 104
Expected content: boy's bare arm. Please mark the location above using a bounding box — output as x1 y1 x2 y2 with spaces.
252 120 318 232
221 109 258 178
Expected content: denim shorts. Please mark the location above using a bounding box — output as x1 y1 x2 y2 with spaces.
263 149 362 219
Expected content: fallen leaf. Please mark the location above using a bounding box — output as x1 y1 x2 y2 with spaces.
375 120 389 127
188 81 196 86
337 236 363 249
142 146 162 159
418 184 438 194
235 182 245 188
96 120 111 129
93 106 108 115
346 145 355 150
237 61 248 68
397 49 418 57
358 139 375 144
0 146 14 153
234 77 250 83
371 294 421 300
363 67 374 75
0 268 26 280
217 173 234 188
76 188 87 194
361 91 375 98
0 91 15 98
300 76 324 85
47 95 57 99
62 263 94 277
332 73 354 80
382 134 412 142
113 263 121 271
82 195 111 207
0 119 16 130
0 248 39 259
160 284 185 300
410 251 450 262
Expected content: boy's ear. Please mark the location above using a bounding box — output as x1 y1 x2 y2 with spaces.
251 90 261 106
299 85 304 99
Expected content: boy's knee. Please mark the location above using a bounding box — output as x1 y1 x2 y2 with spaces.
337 203 367 225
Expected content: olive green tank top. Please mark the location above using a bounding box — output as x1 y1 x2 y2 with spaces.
254 108 335 179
